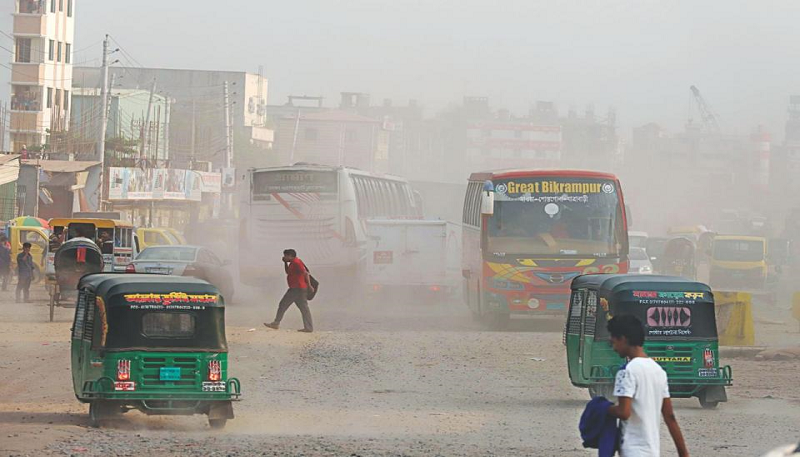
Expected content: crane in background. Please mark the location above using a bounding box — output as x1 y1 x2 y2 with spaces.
690 85 721 134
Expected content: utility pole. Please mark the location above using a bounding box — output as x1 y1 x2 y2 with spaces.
163 96 170 164
223 81 233 169
96 34 110 211
222 81 233 216
140 77 156 165
190 99 196 166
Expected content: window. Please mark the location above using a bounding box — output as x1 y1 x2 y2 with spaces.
142 313 195 338
15 38 31 63
67 0 71 16
46 87 52 108
304 128 318 141
65 43 71 63
56 41 61 62
566 290 585 335
64 90 69 111
48 39 54 61
55 89 61 107
58 0 62 11
50 0 55 13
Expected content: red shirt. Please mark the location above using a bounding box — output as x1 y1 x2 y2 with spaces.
286 257 308 289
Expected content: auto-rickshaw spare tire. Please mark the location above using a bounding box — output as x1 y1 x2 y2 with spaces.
208 401 234 429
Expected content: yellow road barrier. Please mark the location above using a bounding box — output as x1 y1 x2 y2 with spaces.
715 291 755 346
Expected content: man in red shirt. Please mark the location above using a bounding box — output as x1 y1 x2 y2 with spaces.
264 249 315 332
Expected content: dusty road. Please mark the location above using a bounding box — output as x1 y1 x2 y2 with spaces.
1 285 799 456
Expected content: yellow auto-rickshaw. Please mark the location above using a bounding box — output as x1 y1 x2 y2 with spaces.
48 218 138 273
136 227 185 250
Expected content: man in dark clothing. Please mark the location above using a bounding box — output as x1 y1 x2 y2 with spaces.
16 242 35 303
0 235 11 291
264 249 314 332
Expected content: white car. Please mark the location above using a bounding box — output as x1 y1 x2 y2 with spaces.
629 247 653 274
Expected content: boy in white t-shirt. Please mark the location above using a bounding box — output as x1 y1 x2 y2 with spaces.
606 315 689 457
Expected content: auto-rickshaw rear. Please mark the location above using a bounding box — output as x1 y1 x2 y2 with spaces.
71 274 241 428
565 274 732 408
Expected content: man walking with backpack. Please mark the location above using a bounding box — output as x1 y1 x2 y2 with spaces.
264 249 315 333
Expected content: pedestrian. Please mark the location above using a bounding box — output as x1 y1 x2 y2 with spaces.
0 235 11 291
606 315 689 457
16 242 35 303
264 249 314 333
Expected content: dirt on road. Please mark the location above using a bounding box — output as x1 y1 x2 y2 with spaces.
0 287 799 456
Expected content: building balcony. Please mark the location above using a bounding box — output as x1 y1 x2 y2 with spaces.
10 63 45 84
13 13 46 37
9 111 46 133
11 93 42 112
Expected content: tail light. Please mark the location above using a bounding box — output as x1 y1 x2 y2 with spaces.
125 264 136 273
117 359 131 381
429 285 441 292
208 360 221 381
184 265 200 277
371 284 382 292
703 348 715 368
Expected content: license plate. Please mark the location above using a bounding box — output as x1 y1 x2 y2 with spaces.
146 267 173 275
114 381 136 391
698 368 719 378
373 251 393 264
160 367 182 381
202 381 226 392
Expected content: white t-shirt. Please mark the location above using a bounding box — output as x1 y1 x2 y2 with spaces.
613 357 671 457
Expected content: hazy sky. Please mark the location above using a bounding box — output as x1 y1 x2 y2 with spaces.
45 1 800 138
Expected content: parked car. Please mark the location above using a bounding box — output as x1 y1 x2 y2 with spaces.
128 245 235 300
628 247 654 274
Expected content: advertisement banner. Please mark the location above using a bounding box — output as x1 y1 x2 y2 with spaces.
108 167 212 201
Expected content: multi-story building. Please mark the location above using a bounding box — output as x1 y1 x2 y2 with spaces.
72 66 272 168
9 0 75 152
70 88 171 163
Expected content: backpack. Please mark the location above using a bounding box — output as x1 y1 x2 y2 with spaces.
305 265 320 301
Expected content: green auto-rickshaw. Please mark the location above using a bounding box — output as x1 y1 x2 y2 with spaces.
71 274 242 428
564 274 732 409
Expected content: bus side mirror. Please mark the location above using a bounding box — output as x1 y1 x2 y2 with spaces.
481 191 494 216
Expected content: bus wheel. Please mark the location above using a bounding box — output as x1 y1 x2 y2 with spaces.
485 311 510 330
208 418 228 429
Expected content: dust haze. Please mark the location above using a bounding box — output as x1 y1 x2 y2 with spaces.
1 1 800 456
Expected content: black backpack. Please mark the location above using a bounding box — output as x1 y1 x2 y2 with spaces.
305 265 320 301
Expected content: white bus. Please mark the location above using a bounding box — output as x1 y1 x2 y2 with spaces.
239 164 422 286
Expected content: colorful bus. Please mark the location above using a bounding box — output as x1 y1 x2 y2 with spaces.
462 170 629 327
239 164 422 286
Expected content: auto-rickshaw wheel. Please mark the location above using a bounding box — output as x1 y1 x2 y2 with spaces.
89 401 117 428
588 384 616 400
699 398 719 409
208 418 227 429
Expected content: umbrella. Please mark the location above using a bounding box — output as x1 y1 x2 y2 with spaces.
8 216 50 229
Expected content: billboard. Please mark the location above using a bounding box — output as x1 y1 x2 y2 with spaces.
108 168 218 201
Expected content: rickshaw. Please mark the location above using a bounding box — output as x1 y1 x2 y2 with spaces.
48 218 138 273
661 237 697 280
565 274 732 409
71 274 241 428
49 238 104 321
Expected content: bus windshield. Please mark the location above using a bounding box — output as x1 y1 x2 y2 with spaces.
713 239 764 262
487 177 624 257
